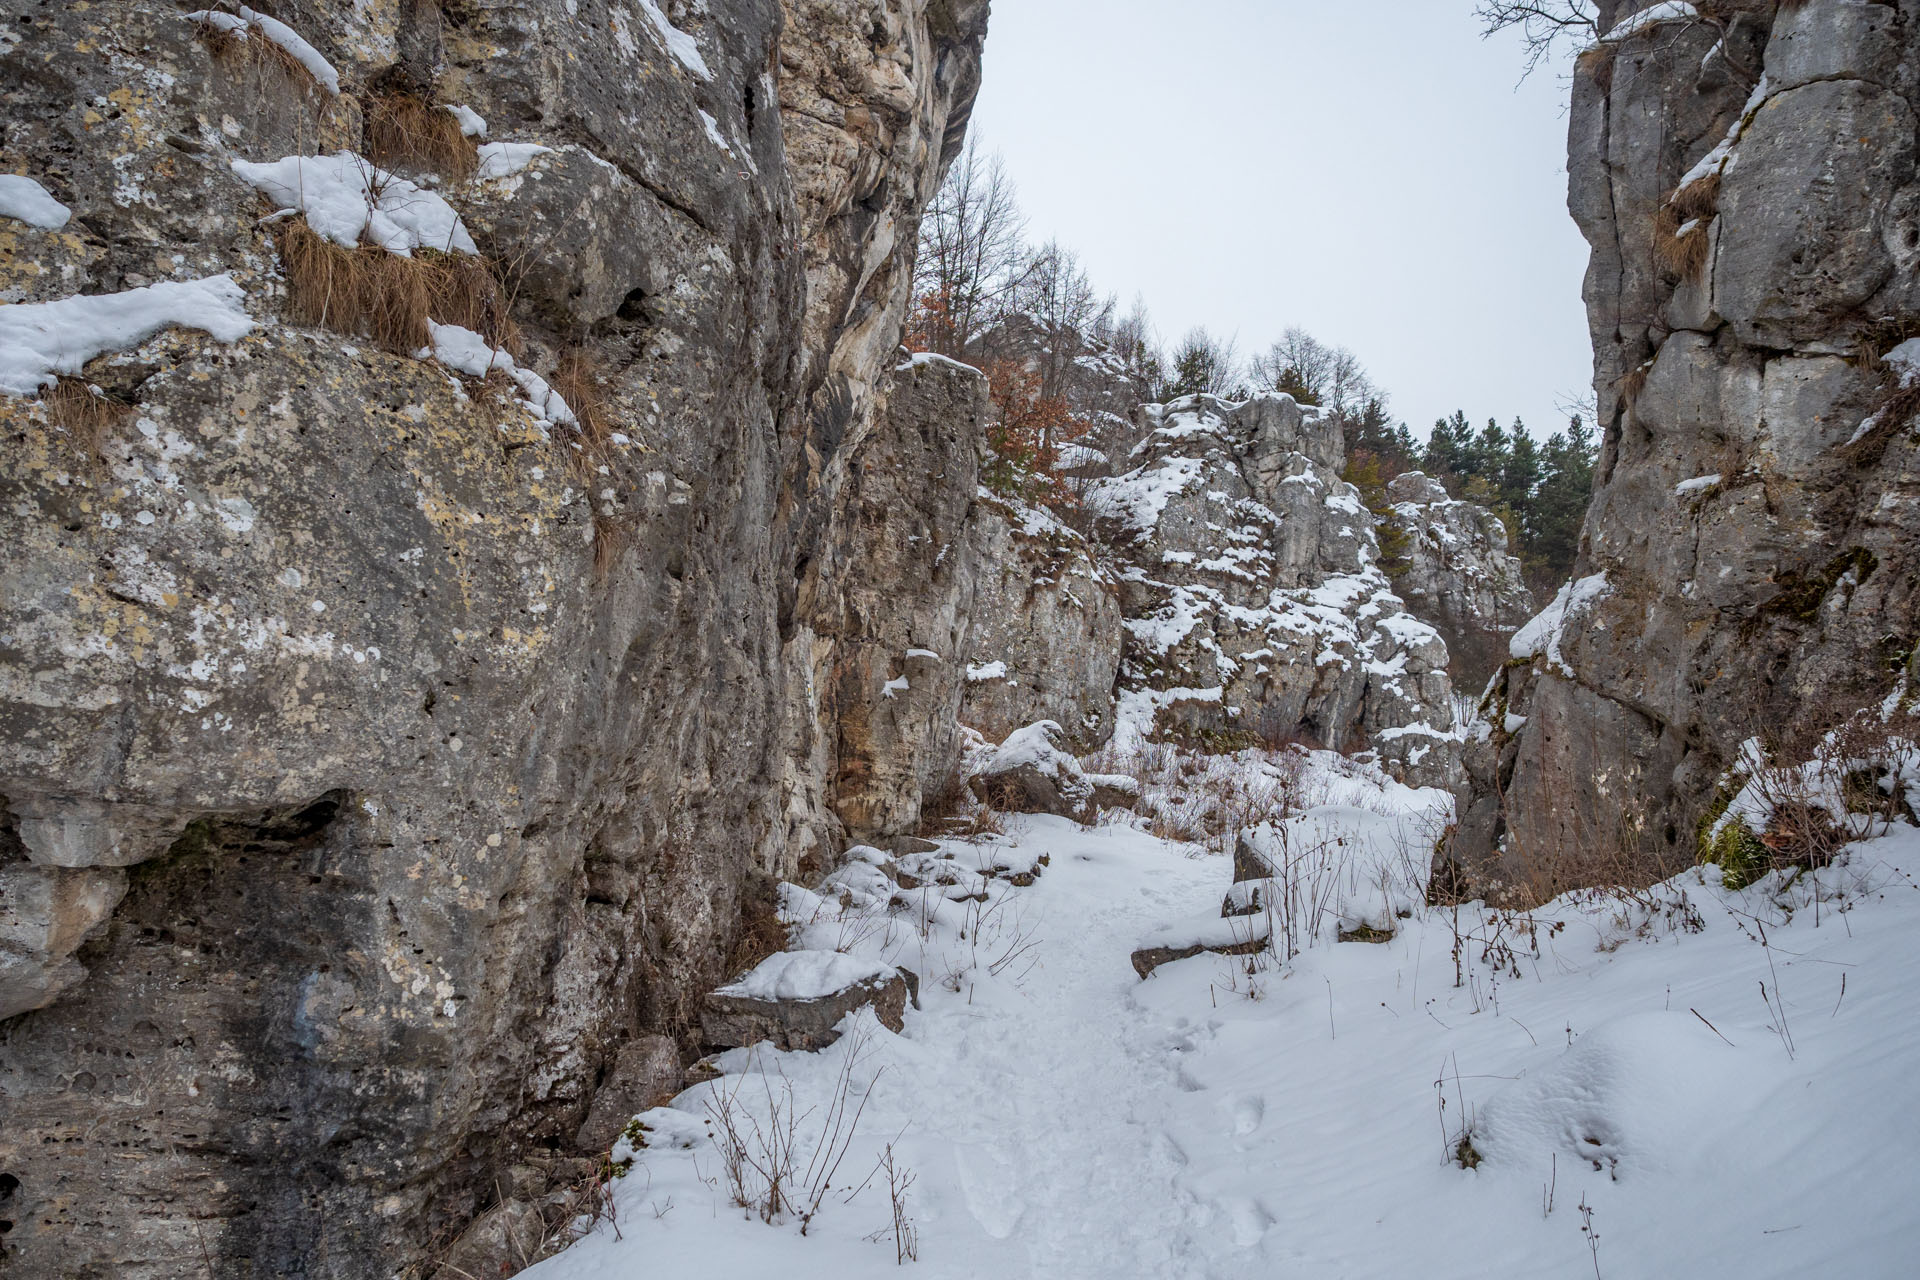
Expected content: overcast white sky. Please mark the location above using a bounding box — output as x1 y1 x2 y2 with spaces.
967 0 1591 443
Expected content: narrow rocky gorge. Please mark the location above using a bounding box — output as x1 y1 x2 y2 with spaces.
10 1 1909 1276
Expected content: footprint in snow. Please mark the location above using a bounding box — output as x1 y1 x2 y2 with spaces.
954 1142 1026 1240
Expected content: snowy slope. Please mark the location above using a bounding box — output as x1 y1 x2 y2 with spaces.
527 759 1920 1280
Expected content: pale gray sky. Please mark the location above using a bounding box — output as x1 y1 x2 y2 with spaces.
967 0 1591 442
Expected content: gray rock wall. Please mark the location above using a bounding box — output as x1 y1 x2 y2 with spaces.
1446 0 1920 903
960 492 1124 750
0 1 986 1275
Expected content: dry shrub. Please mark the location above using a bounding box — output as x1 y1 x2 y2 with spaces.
551 348 616 472
1616 358 1653 415
1654 201 1712 280
40 378 133 468
1736 707 1920 881
365 90 479 180
590 511 632 578
193 13 319 93
276 217 516 352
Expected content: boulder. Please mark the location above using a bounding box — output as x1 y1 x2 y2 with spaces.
432 1198 545 1280
970 721 1098 822
574 1035 685 1154
1131 912 1272 979
701 951 910 1051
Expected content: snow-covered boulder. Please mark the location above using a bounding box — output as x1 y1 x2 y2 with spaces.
970 720 1098 821
1131 909 1271 978
701 950 911 1051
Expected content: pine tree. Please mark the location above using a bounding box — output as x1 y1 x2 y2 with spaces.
1525 415 1597 591
1423 411 1472 478
1502 423 1542 515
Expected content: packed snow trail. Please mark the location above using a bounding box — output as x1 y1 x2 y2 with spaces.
528 784 1920 1280
888 825 1221 1277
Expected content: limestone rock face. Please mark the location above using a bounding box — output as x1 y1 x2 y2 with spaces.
797 354 988 842
1382 471 1535 688
1088 395 1462 787
0 2 987 1276
960 493 1124 749
1446 0 1920 903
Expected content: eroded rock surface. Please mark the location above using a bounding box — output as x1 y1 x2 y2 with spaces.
960 492 1123 749
1445 0 1920 903
1089 394 1462 787
0 1 987 1275
1381 471 1534 687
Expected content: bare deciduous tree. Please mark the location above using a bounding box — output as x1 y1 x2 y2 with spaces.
1476 0 1597 76
910 137 1031 357
1250 327 1380 421
1106 293 1164 402
1017 240 1114 400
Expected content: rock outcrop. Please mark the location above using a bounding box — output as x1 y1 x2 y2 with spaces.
1380 471 1535 687
792 353 989 843
960 491 1124 749
0 1 987 1276
1089 394 1462 786
1445 0 1920 903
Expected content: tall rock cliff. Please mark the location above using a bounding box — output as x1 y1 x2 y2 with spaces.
1446 0 1920 903
0 1 986 1275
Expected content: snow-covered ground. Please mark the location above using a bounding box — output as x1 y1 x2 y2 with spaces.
528 755 1920 1280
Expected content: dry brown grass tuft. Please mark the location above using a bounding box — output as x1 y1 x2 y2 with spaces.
590 511 632 578
1616 358 1653 415
427 252 519 352
1576 43 1616 95
193 13 319 92
365 90 479 180
276 217 516 353
40 377 133 469
551 348 618 475
551 350 612 444
1670 170 1720 222
1654 202 1712 280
